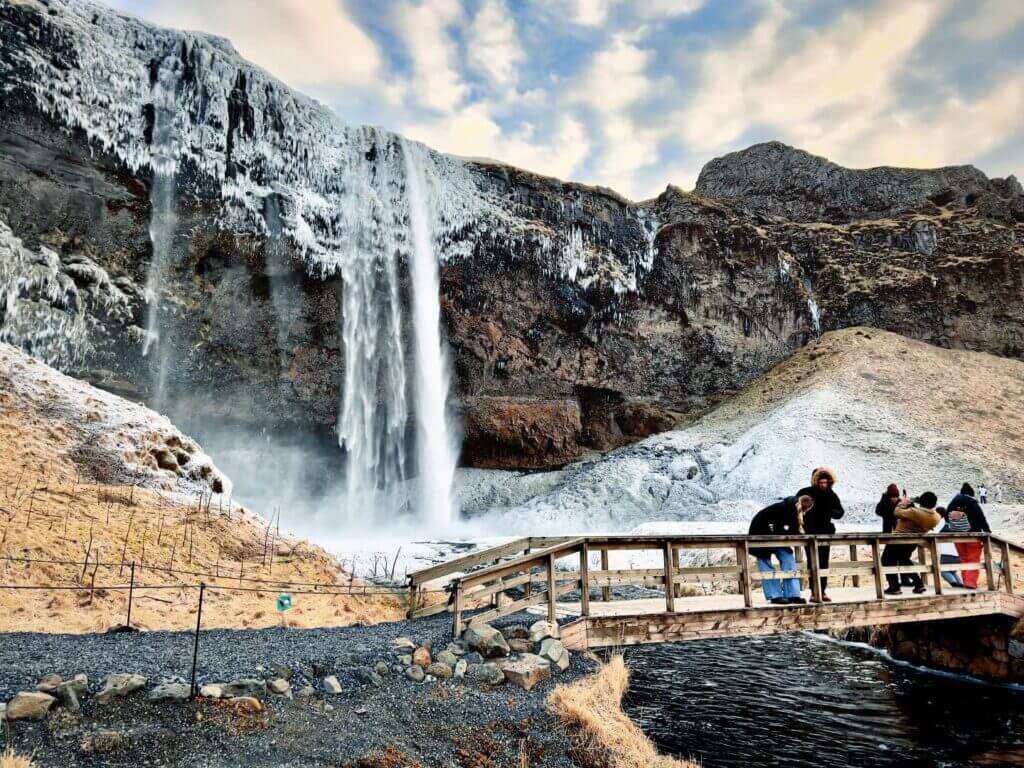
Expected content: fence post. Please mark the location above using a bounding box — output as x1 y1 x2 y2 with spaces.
126 560 136 628
1001 539 1015 595
547 552 558 624
600 548 610 602
928 538 943 595
808 538 822 602
662 540 676 613
918 545 930 588
871 538 884 599
190 582 206 698
983 535 996 590
849 544 860 588
451 581 464 639
738 541 753 608
580 542 591 617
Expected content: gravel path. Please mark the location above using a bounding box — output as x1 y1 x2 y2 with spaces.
0 611 596 767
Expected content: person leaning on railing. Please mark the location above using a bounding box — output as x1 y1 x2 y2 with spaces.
796 467 845 602
946 483 991 590
882 492 940 596
748 495 813 605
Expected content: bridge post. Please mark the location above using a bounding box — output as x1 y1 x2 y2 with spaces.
524 548 533 598
795 546 808 591
918 545 930 588
580 542 591 617
451 581 464 639
808 538 822 602
928 537 943 595
547 552 557 624
663 540 676 613
983 536 996 590
600 548 610 602
871 538 884 599
1001 539 1015 594
849 544 860 588
738 541 753 608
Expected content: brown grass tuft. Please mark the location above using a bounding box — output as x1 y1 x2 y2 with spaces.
547 656 697 768
0 749 35 768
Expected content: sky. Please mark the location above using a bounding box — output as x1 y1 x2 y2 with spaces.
104 0 1024 201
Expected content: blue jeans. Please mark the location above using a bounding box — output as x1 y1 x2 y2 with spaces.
757 547 801 600
940 554 964 587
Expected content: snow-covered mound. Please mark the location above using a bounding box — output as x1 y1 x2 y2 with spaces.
0 342 229 495
468 328 1023 532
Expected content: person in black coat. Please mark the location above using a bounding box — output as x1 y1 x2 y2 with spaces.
946 483 991 533
797 467 845 601
748 496 813 605
876 482 913 586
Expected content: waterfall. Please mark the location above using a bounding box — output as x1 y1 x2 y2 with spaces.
402 140 458 527
142 53 182 413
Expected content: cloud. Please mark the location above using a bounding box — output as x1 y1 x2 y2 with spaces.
467 0 524 89
568 0 703 26
111 0 382 89
394 0 468 112
959 0 1024 40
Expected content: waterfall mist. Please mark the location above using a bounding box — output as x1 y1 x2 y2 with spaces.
403 139 459 527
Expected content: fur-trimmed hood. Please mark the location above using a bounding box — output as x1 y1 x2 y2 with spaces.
811 467 837 485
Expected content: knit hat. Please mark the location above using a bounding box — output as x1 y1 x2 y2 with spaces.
961 483 975 497
886 483 899 497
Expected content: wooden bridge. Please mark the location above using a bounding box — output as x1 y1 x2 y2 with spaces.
406 533 1024 650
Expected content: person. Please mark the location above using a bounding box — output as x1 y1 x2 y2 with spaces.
979 484 988 504
995 482 1003 503
946 483 991 589
797 467 844 602
932 507 965 589
748 495 812 605
882 492 941 595
875 483 914 586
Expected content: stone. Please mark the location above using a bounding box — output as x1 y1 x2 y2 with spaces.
354 667 383 687
391 637 416 651
296 685 316 699
147 683 190 702
1009 638 1024 659
268 663 293 681
198 684 224 699
501 624 530 640
412 646 432 667
445 642 467 656
231 697 263 714
508 638 533 654
0 703 6 722
539 638 571 672
529 620 559 643
426 663 452 680
374 661 390 677
66 674 89 699
81 729 131 754
405 666 425 683
397 654 413 666
463 651 485 665
6 691 56 720
96 673 146 705
501 654 552 691
463 624 511 659
222 679 267 699
435 650 459 667
454 659 468 680
267 678 291 695
466 662 506 687
322 676 343 695
36 674 63 694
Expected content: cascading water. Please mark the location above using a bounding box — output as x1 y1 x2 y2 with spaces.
402 139 458 527
142 53 182 413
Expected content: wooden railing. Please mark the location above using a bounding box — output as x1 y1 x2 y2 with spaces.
406 533 1024 638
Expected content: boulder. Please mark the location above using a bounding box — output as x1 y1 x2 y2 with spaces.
222 679 267 699
466 662 506 687
354 667 383 687
435 650 459 667
374 661 390 677
405 666 425 683
296 685 316 699
6 691 56 720
501 625 530 640
454 659 468 680
426 663 453 680
147 683 190 702
508 638 533 654
96 673 146 705
38 675 81 712
322 676 343 695
267 678 291 695
529 621 559 643
445 642 467 656
412 646 432 667
267 663 292 681
66 674 89 699
231 697 263 714
501 654 552 691
0 703 6 722
36 674 63 695
198 684 224 699
391 637 416 652
539 638 571 672
463 624 511 659
463 651 485 665
397 654 413 666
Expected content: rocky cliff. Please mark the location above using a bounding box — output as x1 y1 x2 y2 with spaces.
1 0 1021 480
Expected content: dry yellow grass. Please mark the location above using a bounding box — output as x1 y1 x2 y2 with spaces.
547 655 697 768
0 749 35 768
0 347 417 633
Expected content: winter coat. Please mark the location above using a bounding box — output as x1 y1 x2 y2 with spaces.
875 493 898 534
797 467 845 535
749 497 803 558
946 492 991 533
894 501 942 534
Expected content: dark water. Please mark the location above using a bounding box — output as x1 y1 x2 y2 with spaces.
623 634 1024 768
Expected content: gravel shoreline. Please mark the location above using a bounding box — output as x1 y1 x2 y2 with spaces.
0 611 598 767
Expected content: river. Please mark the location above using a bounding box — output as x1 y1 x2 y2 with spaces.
623 633 1024 767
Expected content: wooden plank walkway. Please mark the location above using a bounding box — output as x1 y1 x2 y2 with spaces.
406 533 1024 649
